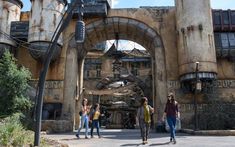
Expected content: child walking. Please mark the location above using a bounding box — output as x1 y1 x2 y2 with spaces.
90 103 102 138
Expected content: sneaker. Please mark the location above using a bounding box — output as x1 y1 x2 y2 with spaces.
85 136 89 139
75 134 80 138
173 138 176 144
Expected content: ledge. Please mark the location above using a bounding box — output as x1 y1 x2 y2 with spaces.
42 120 73 133
181 129 235 136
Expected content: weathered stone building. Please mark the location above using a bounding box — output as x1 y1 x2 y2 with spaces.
82 46 152 128
1 0 235 132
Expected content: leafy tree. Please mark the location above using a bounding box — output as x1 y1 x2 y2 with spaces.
0 51 32 116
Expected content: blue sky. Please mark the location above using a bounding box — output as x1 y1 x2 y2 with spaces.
21 0 235 11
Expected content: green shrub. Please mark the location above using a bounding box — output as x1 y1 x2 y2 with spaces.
0 51 32 116
0 113 50 146
0 113 34 146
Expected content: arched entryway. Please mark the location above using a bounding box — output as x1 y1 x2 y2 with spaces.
63 16 168 129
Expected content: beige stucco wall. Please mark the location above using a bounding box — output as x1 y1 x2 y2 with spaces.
216 59 235 101
160 8 179 81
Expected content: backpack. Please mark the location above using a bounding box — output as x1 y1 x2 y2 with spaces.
89 109 95 121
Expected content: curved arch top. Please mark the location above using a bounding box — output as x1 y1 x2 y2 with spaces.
83 17 163 56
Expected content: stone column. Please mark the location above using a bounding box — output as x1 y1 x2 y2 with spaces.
151 57 157 122
75 57 85 129
62 39 78 131
153 43 168 125
175 0 217 79
0 0 22 56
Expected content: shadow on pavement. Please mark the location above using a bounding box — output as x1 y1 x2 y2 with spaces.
149 141 171 146
120 143 142 146
60 138 78 141
45 130 190 141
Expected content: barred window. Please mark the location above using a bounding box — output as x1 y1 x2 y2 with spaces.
228 33 235 48
223 11 229 25
213 11 221 25
231 11 235 25
214 33 221 48
221 33 229 48
214 33 235 49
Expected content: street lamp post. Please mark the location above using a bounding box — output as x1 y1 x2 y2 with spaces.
194 61 201 131
34 0 85 146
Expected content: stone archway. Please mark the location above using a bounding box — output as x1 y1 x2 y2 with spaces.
96 75 149 96
63 16 168 128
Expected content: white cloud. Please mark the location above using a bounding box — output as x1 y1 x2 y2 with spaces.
112 0 120 8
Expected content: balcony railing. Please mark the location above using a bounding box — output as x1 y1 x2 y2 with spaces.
212 9 235 32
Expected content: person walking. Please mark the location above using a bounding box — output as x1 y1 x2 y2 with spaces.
76 98 91 139
90 103 102 138
136 97 154 145
162 92 180 144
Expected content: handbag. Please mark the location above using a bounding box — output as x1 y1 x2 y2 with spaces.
79 111 82 116
165 118 181 132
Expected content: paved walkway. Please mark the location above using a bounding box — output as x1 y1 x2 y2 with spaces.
43 129 235 147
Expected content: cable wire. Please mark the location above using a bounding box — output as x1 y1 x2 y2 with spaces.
0 28 74 52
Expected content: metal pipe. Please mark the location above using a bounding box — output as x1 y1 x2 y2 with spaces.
34 0 84 146
194 61 199 131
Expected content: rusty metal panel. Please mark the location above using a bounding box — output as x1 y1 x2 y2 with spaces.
73 3 108 18
72 1 108 18
97 0 112 8
28 0 66 45
0 0 21 47
84 2 107 16
10 21 29 41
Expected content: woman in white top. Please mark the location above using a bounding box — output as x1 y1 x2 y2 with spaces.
76 98 91 139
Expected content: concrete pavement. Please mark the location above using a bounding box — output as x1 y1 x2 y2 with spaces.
43 129 235 147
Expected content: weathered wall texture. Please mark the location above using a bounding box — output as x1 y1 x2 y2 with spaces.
0 0 21 46
28 0 65 45
160 8 179 81
176 0 217 76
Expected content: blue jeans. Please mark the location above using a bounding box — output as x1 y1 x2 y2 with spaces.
90 119 100 137
167 116 176 139
77 115 89 137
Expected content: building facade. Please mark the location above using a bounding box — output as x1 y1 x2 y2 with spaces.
82 47 152 128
